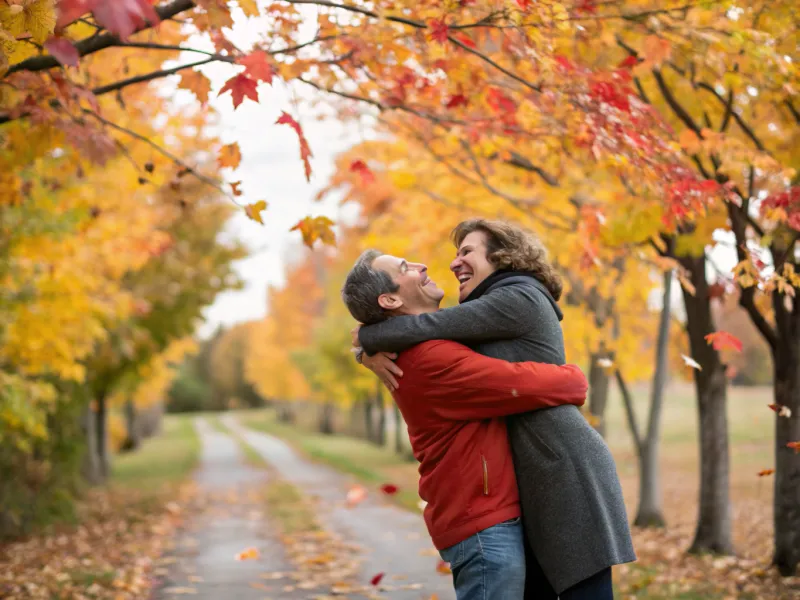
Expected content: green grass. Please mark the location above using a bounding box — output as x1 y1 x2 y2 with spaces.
111 414 200 489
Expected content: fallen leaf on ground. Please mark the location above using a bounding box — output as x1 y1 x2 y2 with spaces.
235 546 260 561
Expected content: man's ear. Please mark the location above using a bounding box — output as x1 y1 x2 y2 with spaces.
378 293 403 312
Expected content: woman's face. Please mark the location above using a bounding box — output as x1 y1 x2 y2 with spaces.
450 230 497 302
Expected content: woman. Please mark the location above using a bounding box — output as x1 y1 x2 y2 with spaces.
355 218 635 600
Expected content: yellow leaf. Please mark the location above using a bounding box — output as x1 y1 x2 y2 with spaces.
218 142 242 169
178 70 212 104
678 129 701 154
245 200 267 224
0 0 55 44
237 0 260 17
235 546 260 560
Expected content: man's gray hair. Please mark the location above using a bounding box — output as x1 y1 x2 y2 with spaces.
341 249 399 325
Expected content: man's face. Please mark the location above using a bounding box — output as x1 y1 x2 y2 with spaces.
373 254 444 314
450 230 497 302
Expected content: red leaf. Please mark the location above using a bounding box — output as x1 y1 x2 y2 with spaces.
453 33 476 49
618 55 638 69
515 0 533 9
56 0 93 29
788 211 800 232
445 94 468 109
486 87 516 114
91 0 160 40
554 55 576 71
350 159 374 184
44 37 80 67
218 74 259 108
276 111 313 181
707 282 726 299
239 50 274 84
428 18 449 44
788 441 800 453
380 483 399 495
704 331 743 353
370 572 385 586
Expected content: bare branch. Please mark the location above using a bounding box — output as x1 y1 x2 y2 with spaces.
696 82 766 152
615 368 644 456
91 57 220 96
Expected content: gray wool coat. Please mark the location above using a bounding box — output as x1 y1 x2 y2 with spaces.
359 275 636 593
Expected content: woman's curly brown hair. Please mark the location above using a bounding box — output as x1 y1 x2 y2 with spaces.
451 218 563 301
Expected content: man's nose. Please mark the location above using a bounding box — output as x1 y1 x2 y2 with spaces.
450 256 462 272
410 262 427 273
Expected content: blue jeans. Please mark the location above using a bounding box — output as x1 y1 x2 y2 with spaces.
439 517 526 600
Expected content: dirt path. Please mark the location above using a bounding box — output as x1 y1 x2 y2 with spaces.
152 417 307 600
223 414 456 600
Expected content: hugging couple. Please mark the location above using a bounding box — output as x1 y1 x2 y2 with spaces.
341 218 636 600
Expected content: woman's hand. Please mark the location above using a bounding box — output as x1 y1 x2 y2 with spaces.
362 351 403 392
351 324 361 348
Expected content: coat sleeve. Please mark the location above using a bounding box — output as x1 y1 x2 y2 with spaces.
359 286 537 354
401 341 587 421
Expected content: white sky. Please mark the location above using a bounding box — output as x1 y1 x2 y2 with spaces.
159 6 372 337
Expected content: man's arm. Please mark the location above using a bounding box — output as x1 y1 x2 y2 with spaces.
359 285 539 355
401 340 587 421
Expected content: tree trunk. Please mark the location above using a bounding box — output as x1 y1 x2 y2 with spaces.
119 399 140 453
394 402 404 455
364 393 375 443
80 403 102 484
376 386 387 447
94 392 110 482
588 344 614 438
318 402 335 434
277 402 295 424
680 255 734 555
771 293 800 575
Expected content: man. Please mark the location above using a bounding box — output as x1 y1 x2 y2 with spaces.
341 249 588 600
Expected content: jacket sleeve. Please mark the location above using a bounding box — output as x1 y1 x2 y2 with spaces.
359 285 537 355
402 341 587 421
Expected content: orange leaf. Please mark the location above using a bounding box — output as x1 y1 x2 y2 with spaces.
787 441 800 453
245 200 267 224
218 142 242 169
239 50 274 84
219 73 259 108
436 560 451 575
704 331 743 353
179 69 212 104
230 181 243 196
345 483 367 507
757 469 775 477
642 35 672 66
276 111 313 181
678 129 702 154
235 546 260 560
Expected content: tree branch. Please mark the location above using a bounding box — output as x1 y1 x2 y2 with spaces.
500 150 560 186
696 82 766 152
6 0 196 76
85 109 232 201
615 368 644 456
447 34 542 92
652 68 701 134
91 57 220 96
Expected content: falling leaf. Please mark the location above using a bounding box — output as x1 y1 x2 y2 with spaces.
44 37 79 67
757 469 775 477
245 200 267 224
787 441 800 453
291 215 335 247
380 483 399 495
276 111 313 181
681 355 702 370
370 572 385 585
436 560 451 575
235 546 260 560
230 181 243 196
704 331 743 353
179 70 212 104
345 483 368 507
768 403 792 418
239 50 274 84
218 142 242 169
218 73 259 108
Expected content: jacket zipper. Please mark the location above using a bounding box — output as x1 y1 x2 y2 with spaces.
481 455 489 495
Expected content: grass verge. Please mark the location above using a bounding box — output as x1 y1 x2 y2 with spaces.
111 414 200 490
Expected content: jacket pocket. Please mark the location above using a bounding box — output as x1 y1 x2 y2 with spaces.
481 454 489 495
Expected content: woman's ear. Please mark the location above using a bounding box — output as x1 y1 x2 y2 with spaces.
378 293 403 311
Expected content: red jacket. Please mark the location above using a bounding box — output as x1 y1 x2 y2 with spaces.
392 340 588 550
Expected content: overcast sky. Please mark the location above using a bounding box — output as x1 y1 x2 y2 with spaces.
161 6 371 337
